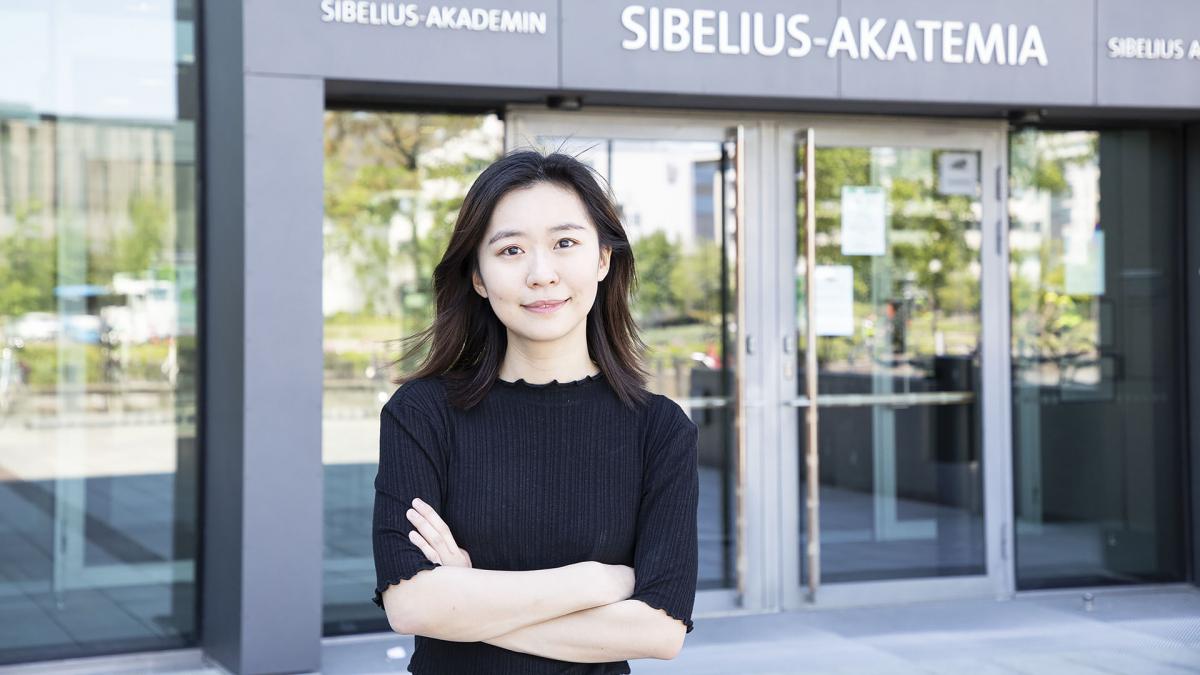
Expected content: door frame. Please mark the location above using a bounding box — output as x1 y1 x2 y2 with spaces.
774 116 1015 609
505 106 1015 616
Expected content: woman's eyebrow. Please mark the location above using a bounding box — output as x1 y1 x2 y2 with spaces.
487 222 587 246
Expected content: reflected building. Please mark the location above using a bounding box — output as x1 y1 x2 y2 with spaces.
0 0 200 665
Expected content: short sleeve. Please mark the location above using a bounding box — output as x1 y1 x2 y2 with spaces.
371 394 447 610
629 401 700 633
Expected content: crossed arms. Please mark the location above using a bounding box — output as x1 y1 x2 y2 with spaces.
378 497 687 662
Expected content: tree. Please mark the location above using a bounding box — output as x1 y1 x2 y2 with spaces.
324 112 495 326
669 238 722 320
0 201 56 318
323 112 500 373
630 230 680 321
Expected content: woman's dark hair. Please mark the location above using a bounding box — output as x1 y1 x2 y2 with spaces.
390 147 652 411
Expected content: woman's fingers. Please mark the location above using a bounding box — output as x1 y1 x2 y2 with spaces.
411 498 460 551
406 508 448 558
408 530 442 564
411 528 472 568
406 499 471 568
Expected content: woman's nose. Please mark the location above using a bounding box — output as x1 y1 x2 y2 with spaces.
526 250 559 286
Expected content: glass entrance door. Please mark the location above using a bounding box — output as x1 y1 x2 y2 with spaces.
780 120 1011 606
505 108 754 615
506 109 1013 614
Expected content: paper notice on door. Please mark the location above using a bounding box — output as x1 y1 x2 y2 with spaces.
937 151 978 196
840 186 887 256
1065 230 1105 296
814 265 855 337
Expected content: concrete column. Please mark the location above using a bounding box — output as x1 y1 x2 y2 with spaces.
202 3 325 672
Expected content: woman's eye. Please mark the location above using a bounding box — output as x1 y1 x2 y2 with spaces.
499 240 577 256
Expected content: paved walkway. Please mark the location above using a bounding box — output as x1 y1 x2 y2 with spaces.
5 586 1199 674
321 586 1200 674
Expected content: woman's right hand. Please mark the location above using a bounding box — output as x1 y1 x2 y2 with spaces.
406 497 473 569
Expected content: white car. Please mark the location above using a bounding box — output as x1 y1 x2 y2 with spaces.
12 312 59 342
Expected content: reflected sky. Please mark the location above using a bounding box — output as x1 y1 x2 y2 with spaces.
0 0 184 121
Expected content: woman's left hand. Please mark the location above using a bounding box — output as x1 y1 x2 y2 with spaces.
406 497 473 568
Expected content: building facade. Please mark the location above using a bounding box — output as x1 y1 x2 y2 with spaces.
0 1 1198 672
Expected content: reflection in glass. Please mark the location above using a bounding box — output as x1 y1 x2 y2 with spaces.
0 1 199 664
797 144 986 583
1008 128 1185 589
322 111 503 635
534 137 739 592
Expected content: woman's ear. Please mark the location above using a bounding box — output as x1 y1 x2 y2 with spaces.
472 269 488 299
597 244 612 282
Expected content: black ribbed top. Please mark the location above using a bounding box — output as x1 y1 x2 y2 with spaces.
372 370 699 674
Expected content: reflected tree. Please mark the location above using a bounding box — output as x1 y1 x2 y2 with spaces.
631 230 680 322
0 201 56 317
799 146 979 365
323 112 500 373
1008 130 1101 367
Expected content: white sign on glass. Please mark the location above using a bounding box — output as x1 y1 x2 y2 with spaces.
937 152 978 196
840 186 887 256
1065 229 1105 296
814 265 855 337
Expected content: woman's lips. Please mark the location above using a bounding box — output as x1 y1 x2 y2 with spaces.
522 298 568 314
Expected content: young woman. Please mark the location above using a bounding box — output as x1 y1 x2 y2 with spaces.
372 149 699 674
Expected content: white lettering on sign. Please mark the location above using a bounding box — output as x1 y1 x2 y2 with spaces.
1106 36 1200 60
620 6 1048 66
320 1 548 34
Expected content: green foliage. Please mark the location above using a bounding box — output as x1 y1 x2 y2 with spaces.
0 202 56 317
18 342 173 387
799 146 982 364
324 113 490 285
669 238 724 319
1008 129 1096 195
1 191 174 321
631 231 680 316
323 112 499 373
119 193 170 274
1008 130 1102 360
72 191 173 290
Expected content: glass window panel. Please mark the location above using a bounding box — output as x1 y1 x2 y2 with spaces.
796 143 986 584
534 137 739 592
0 0 200 664
1008 128 1186 589
321 111 503 635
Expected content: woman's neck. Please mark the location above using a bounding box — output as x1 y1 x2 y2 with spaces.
498 328 599 385
496 358 600 385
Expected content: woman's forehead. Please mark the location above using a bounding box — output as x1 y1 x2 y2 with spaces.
488 184 594 236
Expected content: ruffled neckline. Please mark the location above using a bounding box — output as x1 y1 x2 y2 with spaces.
494 370 605 390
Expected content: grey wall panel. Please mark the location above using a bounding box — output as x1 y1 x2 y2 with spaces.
1097 0 1200 108
561 0 840 98
838 0 1095 106
243 0 558 88
240 73 326 675
237 0 1197 111
561 0 1101 107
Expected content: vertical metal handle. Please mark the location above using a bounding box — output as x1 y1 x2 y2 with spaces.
726 124 748 600
801 127 821 600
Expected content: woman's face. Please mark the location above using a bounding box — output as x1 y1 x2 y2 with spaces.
472 181 611 347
